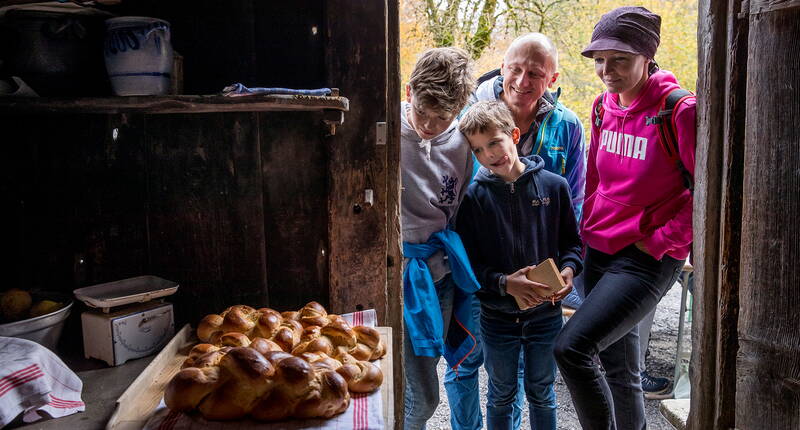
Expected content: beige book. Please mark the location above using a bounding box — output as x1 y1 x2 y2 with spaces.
513 258 567 310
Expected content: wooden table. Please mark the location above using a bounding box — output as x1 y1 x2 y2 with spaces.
106 325 394 430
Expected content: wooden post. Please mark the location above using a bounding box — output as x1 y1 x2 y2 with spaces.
712 1 749 428
690 1 729 427
736 5 800 429
386 1 405 428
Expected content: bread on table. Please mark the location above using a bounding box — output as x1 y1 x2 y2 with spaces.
166 346 350 421
173 301 386 421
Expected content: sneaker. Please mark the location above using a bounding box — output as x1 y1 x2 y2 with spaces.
641 371 670 399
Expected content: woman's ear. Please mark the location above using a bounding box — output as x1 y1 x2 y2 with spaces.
512 127 521 145
405 84 412 103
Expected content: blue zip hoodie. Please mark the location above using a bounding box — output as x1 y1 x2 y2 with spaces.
456 156 583 316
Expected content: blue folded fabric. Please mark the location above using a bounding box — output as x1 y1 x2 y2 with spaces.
403 230 481 369
221 83 332 97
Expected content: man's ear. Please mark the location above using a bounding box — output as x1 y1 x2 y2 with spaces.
548 72 559 88
405 84 412 103
512 127 521 145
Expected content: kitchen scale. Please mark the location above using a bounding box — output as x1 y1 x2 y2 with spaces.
73 276 178 366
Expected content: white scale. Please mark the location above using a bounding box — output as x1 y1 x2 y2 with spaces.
73 276 178 366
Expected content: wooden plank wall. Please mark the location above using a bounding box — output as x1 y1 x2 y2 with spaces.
142 113 268 323
324 1 390 320
736 5 800 429
258 112 330 311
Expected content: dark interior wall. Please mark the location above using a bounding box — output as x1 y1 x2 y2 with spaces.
0 1 334 335
112 0 326 93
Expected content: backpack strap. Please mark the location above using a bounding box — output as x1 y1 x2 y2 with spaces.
645 88 695 191
592 92 605 128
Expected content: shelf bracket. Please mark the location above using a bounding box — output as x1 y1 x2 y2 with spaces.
323 109 344 136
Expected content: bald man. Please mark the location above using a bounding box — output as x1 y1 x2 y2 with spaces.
446 33 586 430
472 33 585 220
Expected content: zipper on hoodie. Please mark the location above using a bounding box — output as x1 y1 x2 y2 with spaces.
508 181 522 274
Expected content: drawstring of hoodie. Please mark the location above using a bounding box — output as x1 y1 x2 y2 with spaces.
418 139 432 160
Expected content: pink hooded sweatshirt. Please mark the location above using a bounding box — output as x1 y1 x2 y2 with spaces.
582 70 696 261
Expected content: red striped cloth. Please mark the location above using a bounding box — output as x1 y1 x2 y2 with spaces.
145 309 385 430
0 337 84 426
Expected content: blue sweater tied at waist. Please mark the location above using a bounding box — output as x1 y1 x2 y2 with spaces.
403 229 481 369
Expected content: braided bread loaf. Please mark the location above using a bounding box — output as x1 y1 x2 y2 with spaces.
166 346 350 421
197 302 386 362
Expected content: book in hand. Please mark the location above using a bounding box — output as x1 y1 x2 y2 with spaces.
513 258 567 311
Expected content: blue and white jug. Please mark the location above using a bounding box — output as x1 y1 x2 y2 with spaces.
104 17 173 96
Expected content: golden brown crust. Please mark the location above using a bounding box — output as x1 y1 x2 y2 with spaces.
165 366 225 412
336 361 383 393
179 302 384 422
218 332 252 347
197 314 224 342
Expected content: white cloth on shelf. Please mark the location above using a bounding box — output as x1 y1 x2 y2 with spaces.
0 337 85 427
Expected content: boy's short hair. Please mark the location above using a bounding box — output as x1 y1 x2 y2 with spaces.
408 47 475 114
459 101 516 137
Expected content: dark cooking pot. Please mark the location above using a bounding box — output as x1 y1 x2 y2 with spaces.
1 9 110 96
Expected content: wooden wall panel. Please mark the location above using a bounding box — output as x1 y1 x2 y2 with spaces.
0 114 149 291
324 1 389 321
258 112 330 311
737 6 800 429
144 113 267 324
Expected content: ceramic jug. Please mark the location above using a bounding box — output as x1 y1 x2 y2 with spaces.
104 17 173 96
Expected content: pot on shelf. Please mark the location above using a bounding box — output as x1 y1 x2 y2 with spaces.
0 8 110 96
104 16 173 96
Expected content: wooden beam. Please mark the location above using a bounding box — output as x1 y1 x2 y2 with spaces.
690 0 729 428
0 94 349 115
713 1 749 428
385 1 404 428
736 6 800 429
749 0 800 13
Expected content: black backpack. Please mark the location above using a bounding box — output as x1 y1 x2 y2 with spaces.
592 89 695 192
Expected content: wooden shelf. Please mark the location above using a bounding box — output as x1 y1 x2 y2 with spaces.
0 94 349 115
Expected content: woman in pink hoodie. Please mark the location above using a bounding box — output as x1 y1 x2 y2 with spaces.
553 7 696 430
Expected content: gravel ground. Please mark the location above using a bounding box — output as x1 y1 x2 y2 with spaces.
426 280 689 429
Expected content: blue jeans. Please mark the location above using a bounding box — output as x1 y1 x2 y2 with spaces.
403 273 455 430
444 297 525 430
554 245 683 430
482 303 563 430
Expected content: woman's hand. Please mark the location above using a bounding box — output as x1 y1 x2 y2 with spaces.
506 266 547 308
550 266 575 302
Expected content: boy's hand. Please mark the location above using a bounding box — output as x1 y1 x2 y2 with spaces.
506 266 547 308
550 266 575 302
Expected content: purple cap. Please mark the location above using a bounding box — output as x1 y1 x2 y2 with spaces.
581 6 661 59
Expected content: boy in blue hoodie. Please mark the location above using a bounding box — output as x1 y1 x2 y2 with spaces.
400 47 482 430
456 101 582 430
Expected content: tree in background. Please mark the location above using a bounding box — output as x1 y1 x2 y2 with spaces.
415 0 576 59
401 0 698 138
